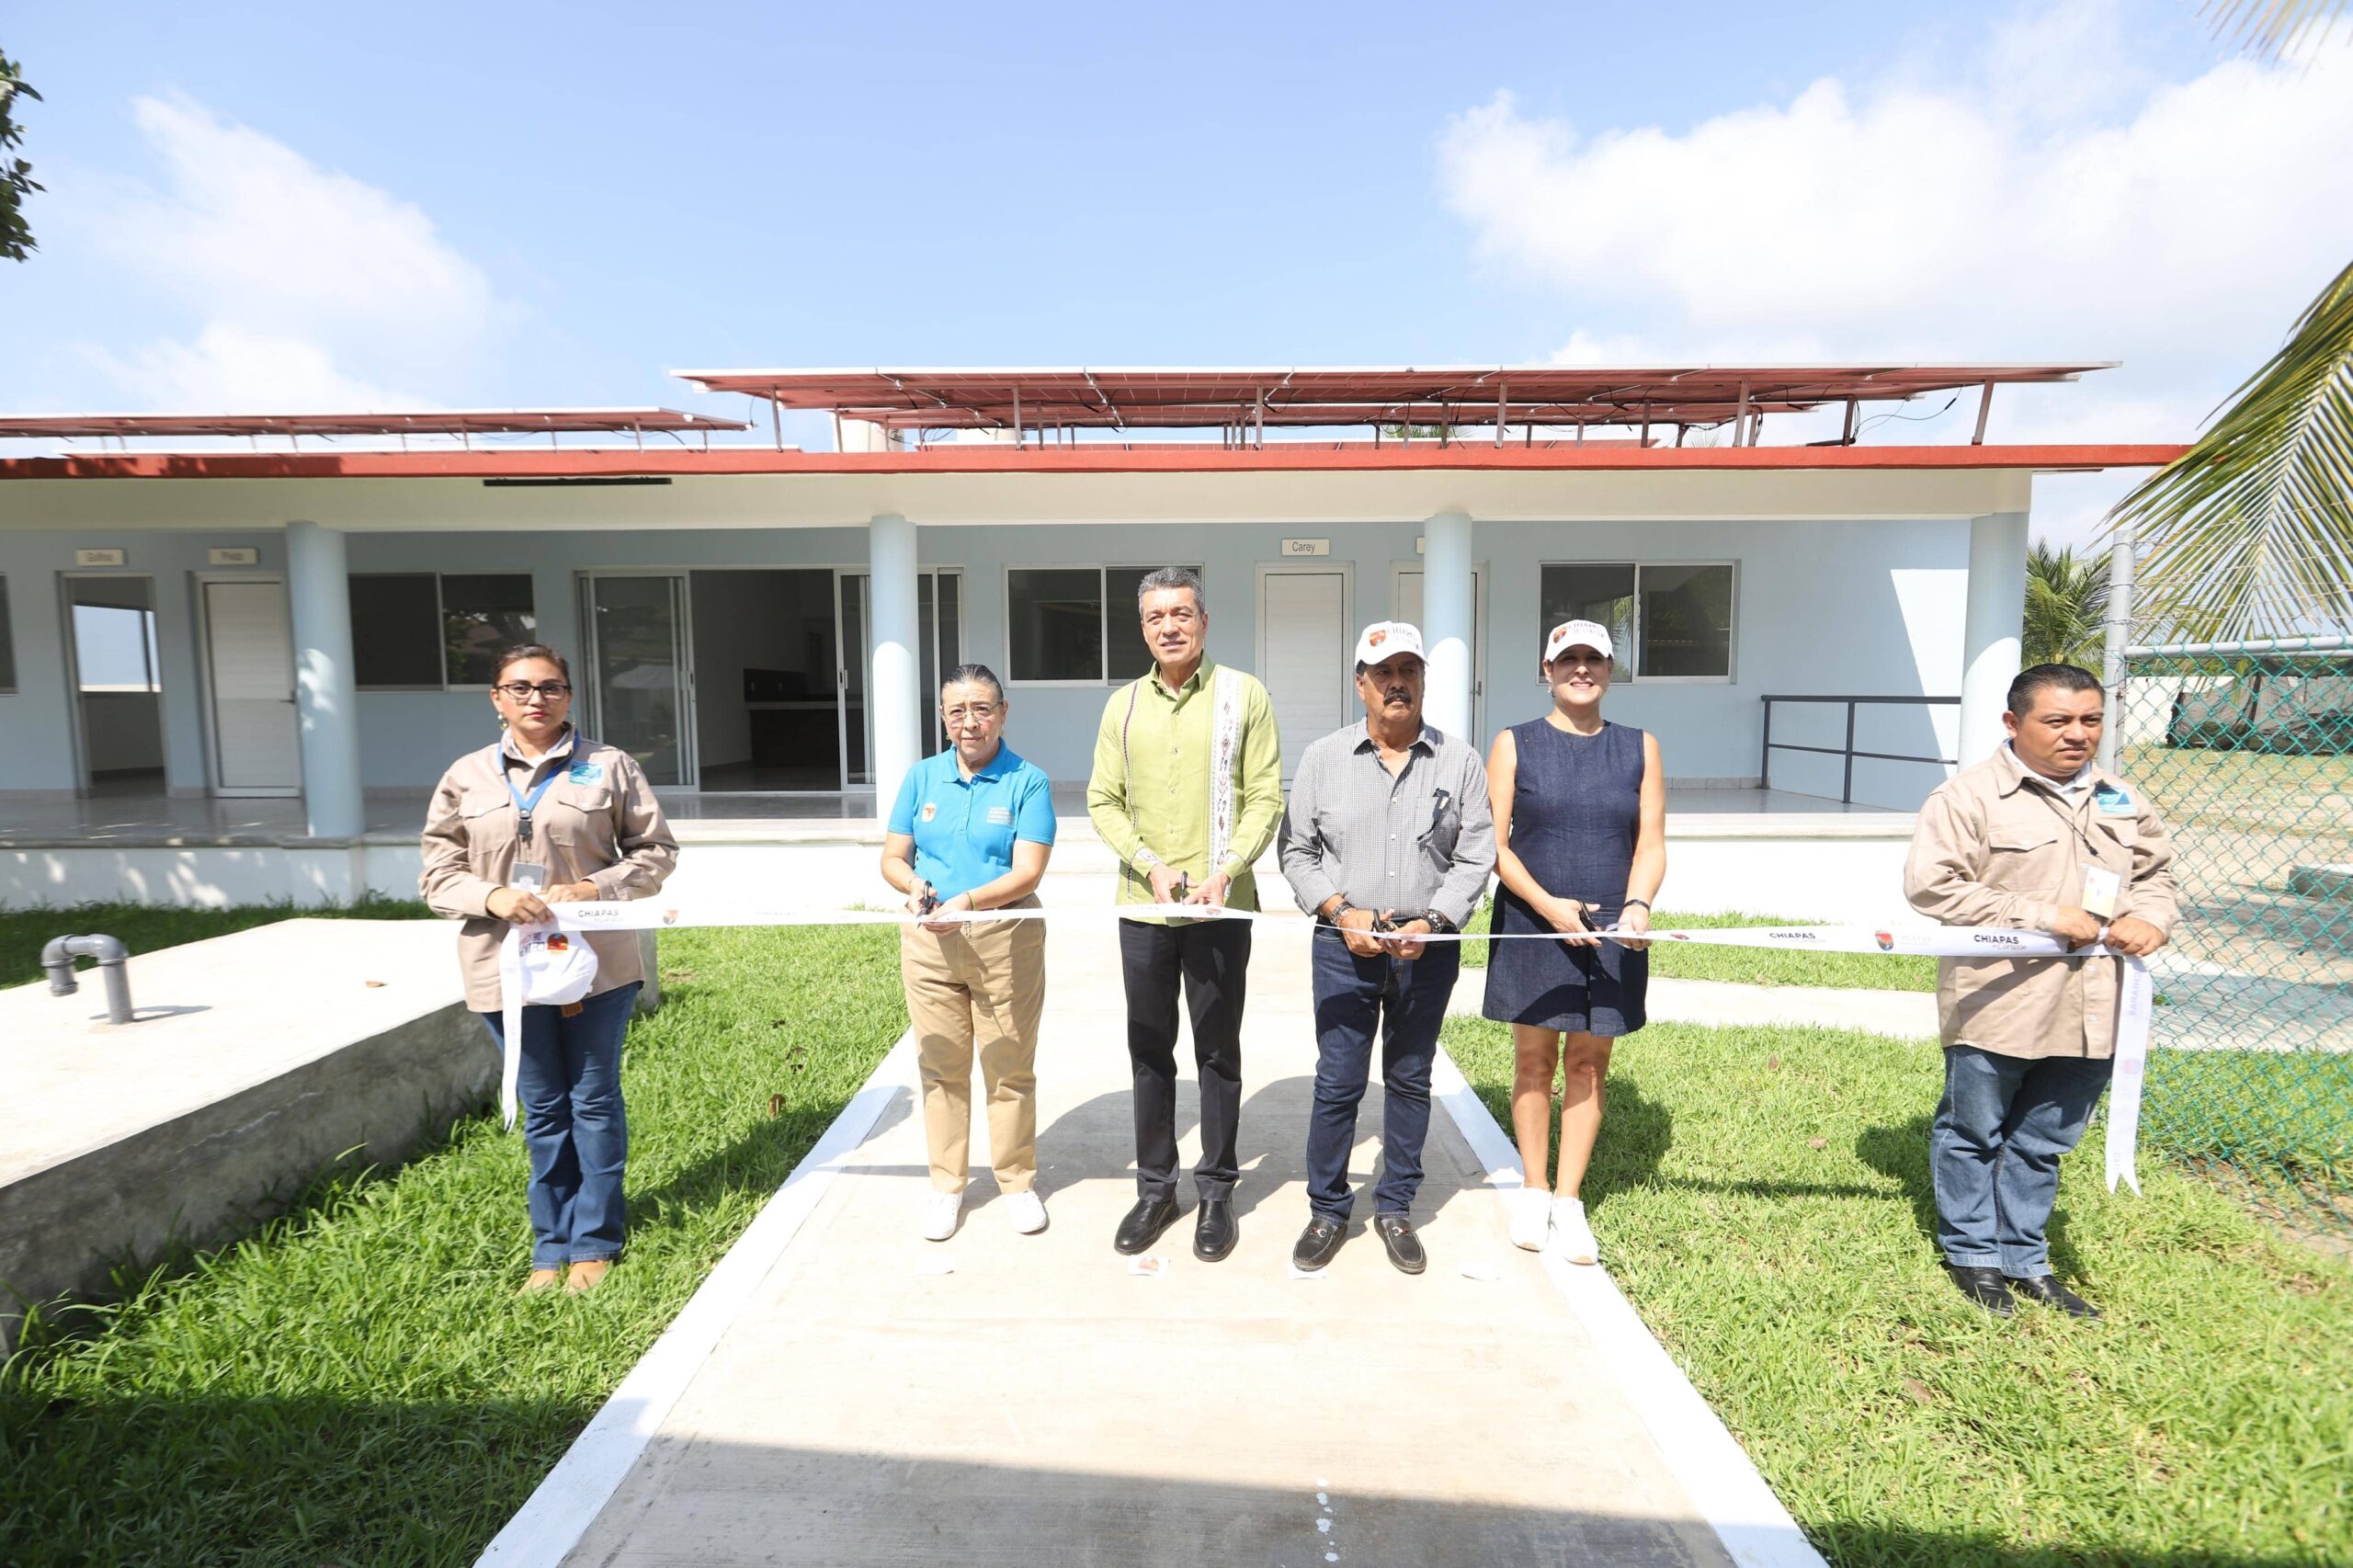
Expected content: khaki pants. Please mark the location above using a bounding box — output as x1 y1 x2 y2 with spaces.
899 897 1046 1194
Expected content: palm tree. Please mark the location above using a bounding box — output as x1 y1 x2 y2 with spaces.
2025 543 2110 667
2109 3 2353 641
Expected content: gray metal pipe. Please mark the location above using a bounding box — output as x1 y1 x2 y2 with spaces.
40 933 135 1025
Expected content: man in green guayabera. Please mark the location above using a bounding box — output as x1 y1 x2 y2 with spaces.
1086 567 1283 1265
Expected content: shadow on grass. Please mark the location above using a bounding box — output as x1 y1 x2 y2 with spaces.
1856 1113 2088 1280
0 1389 596 1567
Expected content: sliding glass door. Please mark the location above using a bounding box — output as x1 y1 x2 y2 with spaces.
580 574 695 788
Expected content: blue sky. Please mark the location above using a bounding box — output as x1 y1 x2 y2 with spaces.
6 2 2352 540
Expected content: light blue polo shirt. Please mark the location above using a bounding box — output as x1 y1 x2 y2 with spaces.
887 743 1057 902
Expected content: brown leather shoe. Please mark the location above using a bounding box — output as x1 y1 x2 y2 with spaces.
518 1268 563 1295
564 1259 612 1293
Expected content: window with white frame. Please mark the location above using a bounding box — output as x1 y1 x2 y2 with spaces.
348 573 538 689
1538 562 1735 680
0 575 15 693
1006 564 1203 684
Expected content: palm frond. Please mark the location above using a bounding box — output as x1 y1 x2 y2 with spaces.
2203 0 2351 61
2108 257 2353 642
2024 542 2110 667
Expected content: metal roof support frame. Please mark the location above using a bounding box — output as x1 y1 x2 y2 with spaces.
1972 381 1995 446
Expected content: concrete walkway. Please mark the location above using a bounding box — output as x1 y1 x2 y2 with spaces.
502 915 1819 1568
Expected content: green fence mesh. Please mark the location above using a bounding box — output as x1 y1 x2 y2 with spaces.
2119 643 2353 1235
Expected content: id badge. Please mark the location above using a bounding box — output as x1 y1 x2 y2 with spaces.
511 862 548 892
2080 864 2121 921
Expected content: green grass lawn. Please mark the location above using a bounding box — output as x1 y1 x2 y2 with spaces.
0 899 436 988
1445 1014 2353 1567
1460 903 1938 991
0 922 906 1567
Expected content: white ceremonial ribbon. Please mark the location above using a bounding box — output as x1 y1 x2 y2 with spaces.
541 903 2154 1192
496 926 526 1131
2107 955 2154 1196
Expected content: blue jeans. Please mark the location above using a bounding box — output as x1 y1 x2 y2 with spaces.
1931 1045 2112 1275
1306 931 1461 1221
482 982 641 1269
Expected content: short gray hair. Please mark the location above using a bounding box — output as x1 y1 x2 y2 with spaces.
1135 566 1205 614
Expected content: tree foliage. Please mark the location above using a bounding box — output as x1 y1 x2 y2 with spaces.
0 51 38 263
2025 542 2111 668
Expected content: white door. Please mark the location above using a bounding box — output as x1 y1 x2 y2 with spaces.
1394 562 1488 745
1257 567 1351 779
200 576 301 794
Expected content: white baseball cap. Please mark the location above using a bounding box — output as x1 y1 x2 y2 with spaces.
1354 620 1426 667
1544 619 1615 664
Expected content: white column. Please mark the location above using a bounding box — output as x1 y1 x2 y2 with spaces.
1421 510 1475 741
1958 510 2029 770
284 520 365 838
868 513 923 821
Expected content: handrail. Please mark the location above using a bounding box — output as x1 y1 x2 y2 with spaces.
1760 694 1959 804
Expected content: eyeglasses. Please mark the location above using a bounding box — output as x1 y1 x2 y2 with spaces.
942 703 1001 724
495 681 572 700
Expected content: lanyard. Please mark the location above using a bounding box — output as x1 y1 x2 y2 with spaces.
505 737 574 848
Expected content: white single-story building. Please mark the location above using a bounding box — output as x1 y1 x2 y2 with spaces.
0 366 2179 911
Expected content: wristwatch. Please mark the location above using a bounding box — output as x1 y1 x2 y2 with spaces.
1423 910 1459 935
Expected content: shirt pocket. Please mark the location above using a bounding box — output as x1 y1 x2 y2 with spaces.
1418 795 1462 863
544 783 615 849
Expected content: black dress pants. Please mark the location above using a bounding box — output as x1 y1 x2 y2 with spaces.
1118 915 1253 1200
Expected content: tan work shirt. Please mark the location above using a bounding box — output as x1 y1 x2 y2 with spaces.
419 729 678 1011
1904 746 2177 1060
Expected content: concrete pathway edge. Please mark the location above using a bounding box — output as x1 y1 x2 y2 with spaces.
474 1033 916 1568
1430 1048 1830 1568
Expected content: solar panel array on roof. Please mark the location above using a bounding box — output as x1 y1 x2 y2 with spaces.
675 364 2115 437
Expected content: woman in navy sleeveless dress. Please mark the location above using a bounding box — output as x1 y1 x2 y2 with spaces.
1483 619 1665 1266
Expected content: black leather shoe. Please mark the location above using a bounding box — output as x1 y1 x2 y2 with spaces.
1373 1214 1427 1275
2006 1273 2101 1319
1946 1264 2015 1316
1194 1198 1238 1262
1292 1216 1345 1271
1114 1196 1178 1256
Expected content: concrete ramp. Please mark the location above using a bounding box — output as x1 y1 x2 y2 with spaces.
498 918 1815 1568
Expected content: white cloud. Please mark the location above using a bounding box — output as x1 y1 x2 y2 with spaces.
87 324 415 411
78 95 498 410
1436 3 2353 543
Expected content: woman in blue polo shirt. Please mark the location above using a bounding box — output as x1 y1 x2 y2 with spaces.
880 663 1059 1242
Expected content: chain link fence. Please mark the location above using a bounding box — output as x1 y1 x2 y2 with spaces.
2117 628 2353 1238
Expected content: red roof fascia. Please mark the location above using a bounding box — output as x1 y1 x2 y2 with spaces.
0 443 2184 482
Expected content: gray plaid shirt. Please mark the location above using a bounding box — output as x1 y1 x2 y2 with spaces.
1278 720 1495 928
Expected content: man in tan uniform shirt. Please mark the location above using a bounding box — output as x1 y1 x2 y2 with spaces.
1904 664 2177 1319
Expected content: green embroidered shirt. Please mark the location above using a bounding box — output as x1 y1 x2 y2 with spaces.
1085 657 1285 911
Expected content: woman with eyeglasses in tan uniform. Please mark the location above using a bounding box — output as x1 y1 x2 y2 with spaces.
420 643 676 1294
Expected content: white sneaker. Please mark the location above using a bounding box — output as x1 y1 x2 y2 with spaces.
920 1190 962 1242
1005 1189 1048 1234
1550 1197 1598 1266
1509 1187 1552 1252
